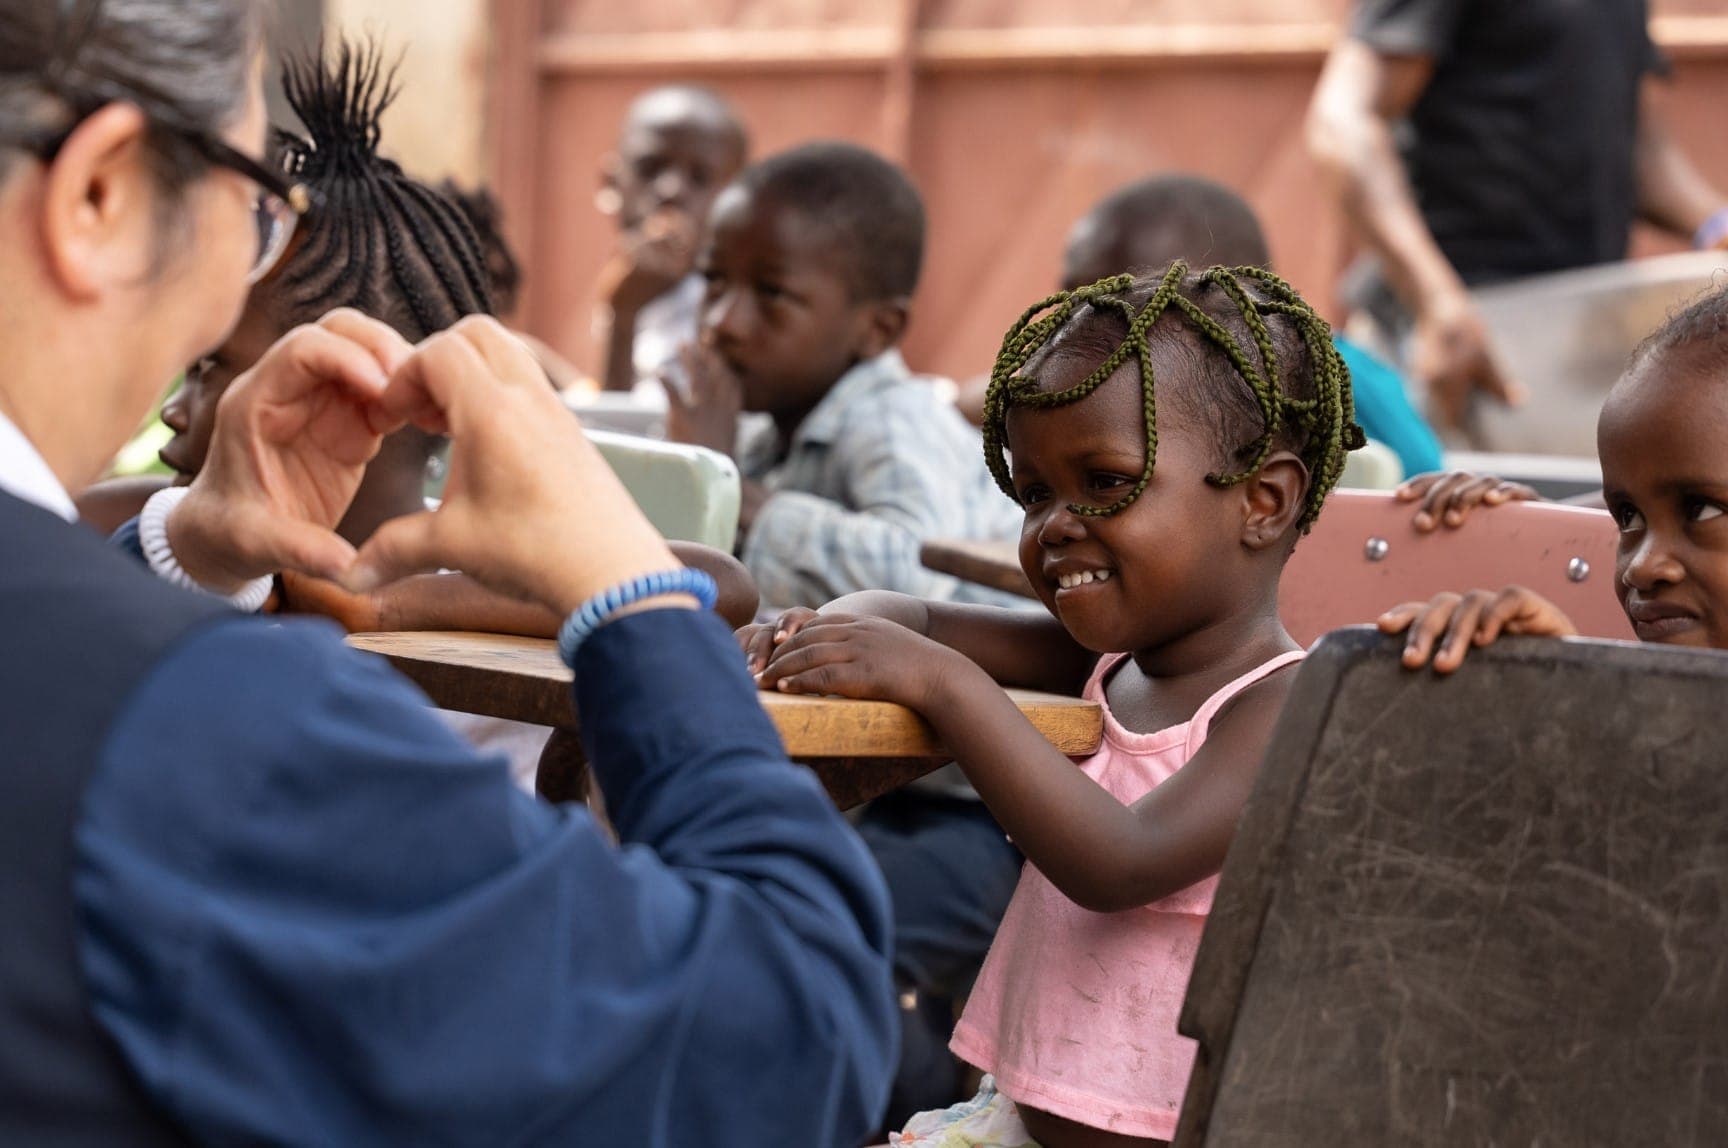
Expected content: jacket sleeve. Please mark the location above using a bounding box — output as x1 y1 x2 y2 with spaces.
74 608 896 1147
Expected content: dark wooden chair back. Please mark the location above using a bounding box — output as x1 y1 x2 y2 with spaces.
1178 629 1728 1145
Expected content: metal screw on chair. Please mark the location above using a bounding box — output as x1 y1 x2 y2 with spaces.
1364 537 1389 562
1567 557 1590 583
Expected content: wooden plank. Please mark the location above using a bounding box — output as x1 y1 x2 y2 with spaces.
921 538 1036 599
533 15 1728 75
880 0 925 164
345 631 1101 759
487 0 546 321
1177 629 1728 1145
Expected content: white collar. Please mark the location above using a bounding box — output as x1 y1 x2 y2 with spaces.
0 408 77 522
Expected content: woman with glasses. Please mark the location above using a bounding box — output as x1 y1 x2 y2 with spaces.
0 3 895 1145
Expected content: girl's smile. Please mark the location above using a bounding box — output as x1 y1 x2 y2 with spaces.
1006 353 1255 659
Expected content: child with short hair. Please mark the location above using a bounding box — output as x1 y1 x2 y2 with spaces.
667 140 1023 611
1385 282 1728 666
746 262 1363 1145
594 85 749 394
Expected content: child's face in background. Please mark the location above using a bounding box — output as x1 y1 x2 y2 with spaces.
1599 350 1728 649
698 186 882 422
610 118 743 235
158 293 284 484
1005 351 1253 656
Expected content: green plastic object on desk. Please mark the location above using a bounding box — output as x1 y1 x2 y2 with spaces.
586 431 742 550
425 430 741 551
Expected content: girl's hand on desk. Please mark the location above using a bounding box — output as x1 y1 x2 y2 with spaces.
755 615 979 712
738 607 819 675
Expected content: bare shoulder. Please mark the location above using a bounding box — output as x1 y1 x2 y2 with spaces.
1208 656 1304 739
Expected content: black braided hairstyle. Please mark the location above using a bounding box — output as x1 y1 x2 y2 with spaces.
268 39 495 340
439 179 523 316
981 261 1365 533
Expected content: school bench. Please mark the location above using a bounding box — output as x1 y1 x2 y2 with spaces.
344 631 1102 809
1176 628 1728 1145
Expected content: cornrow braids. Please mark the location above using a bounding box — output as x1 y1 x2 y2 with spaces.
267 38 495 341
981 261 1365 532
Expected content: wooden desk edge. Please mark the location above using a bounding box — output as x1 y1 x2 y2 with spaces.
347 632 1101 761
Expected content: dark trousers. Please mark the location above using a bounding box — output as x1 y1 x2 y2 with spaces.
857 790 1023 1128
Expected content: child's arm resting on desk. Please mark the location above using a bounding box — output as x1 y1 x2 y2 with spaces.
739 589 1092 696
759 615 1294 914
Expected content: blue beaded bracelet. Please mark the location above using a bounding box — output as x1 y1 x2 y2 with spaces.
556 568 719 666
1696 207 1728 251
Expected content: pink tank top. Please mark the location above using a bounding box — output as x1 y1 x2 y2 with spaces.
948 649 1305 1141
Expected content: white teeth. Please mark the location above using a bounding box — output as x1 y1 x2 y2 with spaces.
1058 570 1113 589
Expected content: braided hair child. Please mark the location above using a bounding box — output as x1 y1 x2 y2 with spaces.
743 262 1361 1146
72 39 487 533
156 39 494 545
144 41 756 639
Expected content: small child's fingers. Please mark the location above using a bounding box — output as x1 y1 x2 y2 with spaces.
1395 472 1442 502
1497 481 1539 503
1473 587 1534 645
1398 594 1462 668
772 607 821 645
1441 475 1502 525
738 625 775 674
1432 591 1492 672
1376 602 1424 634
1412 474 1469 531
756 638 853 692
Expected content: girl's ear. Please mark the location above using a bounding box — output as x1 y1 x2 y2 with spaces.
1240 451 1309 551
854 297 910 360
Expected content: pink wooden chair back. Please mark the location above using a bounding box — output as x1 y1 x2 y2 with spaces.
1280 491 1633 646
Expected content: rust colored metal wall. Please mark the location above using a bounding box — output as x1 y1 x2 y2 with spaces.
488 1 1728 384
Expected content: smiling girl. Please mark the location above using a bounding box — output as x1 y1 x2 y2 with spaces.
1383 283 1728 667
742 263 1362 1146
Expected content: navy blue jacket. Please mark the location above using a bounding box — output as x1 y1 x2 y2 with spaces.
4 490 897 1145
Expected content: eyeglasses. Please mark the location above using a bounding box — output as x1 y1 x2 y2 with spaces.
16 0 310 284
18 118 312 286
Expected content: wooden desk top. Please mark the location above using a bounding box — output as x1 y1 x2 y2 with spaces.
920 538 1036 599
347 631 1101 806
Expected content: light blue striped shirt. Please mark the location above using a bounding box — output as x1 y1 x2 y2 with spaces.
739 351 1026 612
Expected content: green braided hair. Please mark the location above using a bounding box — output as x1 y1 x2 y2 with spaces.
980 260 1365 532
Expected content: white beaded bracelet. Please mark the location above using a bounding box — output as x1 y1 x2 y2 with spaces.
138 487 275 614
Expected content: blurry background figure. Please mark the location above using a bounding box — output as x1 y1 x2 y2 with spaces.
593 86 749 396
1308 0 1728 433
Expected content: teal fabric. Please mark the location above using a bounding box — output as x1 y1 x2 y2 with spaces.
1334 335 1444 479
